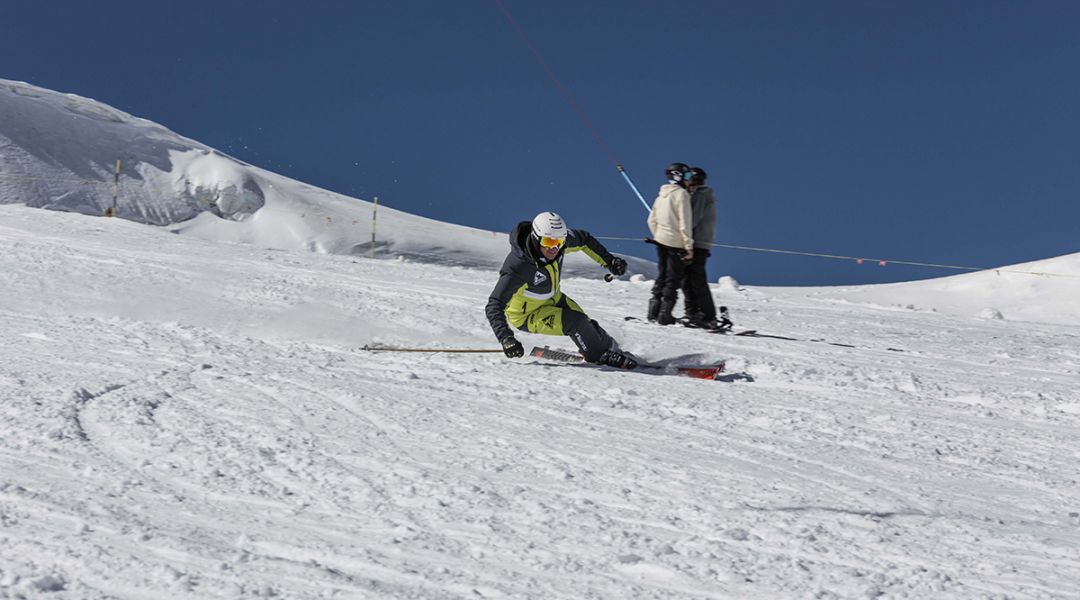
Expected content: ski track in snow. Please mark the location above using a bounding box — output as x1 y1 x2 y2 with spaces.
2 205 1079 599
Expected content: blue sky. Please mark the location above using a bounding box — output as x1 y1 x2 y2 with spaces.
3 1 1078 285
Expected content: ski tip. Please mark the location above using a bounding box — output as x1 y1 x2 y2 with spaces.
674 366 723 380
669 360 725 380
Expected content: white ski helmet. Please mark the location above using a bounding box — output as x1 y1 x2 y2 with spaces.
531 211 567 241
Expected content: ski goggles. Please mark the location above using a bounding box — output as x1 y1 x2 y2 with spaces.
539 235 566 249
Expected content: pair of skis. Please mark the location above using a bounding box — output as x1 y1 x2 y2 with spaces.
529 346 751 382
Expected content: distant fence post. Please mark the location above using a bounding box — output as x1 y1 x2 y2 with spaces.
105 159 120 217
371 196 379 259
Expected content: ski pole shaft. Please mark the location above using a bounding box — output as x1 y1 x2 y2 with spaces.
617 165 651 212
362 346 503 353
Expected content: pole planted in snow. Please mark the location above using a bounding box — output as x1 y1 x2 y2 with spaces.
362 345 503 353
371 196 378 259
106 159 120 217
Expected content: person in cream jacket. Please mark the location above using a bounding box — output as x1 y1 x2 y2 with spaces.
646 162 695 325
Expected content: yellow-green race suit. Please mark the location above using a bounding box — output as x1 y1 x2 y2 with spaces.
485 221 619 362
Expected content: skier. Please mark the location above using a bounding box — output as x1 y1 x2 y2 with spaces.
681 166 721 329
646 163 695 325
486 212 636 369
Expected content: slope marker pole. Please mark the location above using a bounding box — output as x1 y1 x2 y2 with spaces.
106 159 121 217
371 196 379 259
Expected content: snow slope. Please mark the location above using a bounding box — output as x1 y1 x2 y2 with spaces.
2 204 1079 599
8 77 1080 325
0 78 651 278
808 252 1080 327
0 79 253 224
6 77 1078 324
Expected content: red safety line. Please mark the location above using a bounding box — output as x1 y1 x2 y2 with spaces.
493 0 621 167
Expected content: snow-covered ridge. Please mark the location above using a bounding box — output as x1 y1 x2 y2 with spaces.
0 79 245 224
806 251 1080 326
2 78 1077 325
0 78 651 276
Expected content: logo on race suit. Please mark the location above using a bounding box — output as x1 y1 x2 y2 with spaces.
541 314 556 329
533 271 548 286
572 331 588 352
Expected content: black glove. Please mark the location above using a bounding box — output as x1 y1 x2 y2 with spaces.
608 257 627 276
500 336 524 358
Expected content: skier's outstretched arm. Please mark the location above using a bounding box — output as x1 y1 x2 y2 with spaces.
565 229 626 275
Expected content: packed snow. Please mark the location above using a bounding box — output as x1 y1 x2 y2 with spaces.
2 204 1079 599
823 254 1080 327
3 78 1080 599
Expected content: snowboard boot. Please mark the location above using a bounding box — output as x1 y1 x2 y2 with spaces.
656 301 676 326
683 299 699 324
646 298 661 323
683 311 710 329
596 349 638 370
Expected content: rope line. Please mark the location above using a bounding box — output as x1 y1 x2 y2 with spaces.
6 172 1072 279
595 236 1080 280
0 173 106 185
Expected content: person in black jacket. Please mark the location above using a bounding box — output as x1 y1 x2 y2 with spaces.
681 166 721 329
486 212 636 369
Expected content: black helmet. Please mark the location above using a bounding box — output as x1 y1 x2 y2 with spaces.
689 167 708 184
665 162 691 182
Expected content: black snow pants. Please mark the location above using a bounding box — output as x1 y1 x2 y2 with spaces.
681 248 716 321
649 243 688 324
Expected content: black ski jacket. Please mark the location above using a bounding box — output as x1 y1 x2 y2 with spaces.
485 221 615 342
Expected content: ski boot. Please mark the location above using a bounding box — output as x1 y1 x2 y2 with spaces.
596 349 638 370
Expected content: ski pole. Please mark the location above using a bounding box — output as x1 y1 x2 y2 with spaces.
361 345 504 353
617 165 651 212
